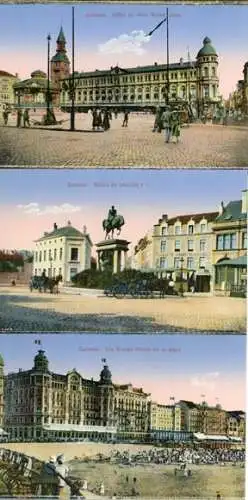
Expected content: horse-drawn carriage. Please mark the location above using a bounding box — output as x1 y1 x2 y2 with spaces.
104 277 177 299
29 275 62 294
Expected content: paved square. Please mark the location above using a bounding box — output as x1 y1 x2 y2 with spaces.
0 113 248 167
0 287 245 333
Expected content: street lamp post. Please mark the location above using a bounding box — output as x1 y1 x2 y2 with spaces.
46 34 51 123
179 256 184 296
70 6 76 131
166 8 169 105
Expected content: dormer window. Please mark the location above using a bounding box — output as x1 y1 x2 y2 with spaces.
161 226 167 236
188 224 194 235
175 225 181 235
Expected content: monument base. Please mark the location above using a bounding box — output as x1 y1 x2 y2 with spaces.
96 239 130 274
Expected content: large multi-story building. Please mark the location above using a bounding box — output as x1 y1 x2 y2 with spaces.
133 229 154 271
136 209 218 292
226 411 245 441
60 36 221 116
150 403 181 431
212 189 247 293
0 70 18 114
179 400 227 435
3 350 151 442
33 221 92 284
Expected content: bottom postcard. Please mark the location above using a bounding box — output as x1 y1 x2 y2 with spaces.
0 334 246 499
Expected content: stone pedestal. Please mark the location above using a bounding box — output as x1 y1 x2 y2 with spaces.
96 239 130 274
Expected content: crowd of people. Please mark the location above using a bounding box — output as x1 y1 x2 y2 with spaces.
108 446 245 466
91 108 130 131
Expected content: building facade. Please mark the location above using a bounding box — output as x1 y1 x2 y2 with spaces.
150 403 181 432
0 70 18 114
33 221 92 283
60 37 221 116
13 70 55 109
212 190 247 293
179 400 227 435
150 210 218 292
226 411 245 441
4 351 150 441
132 230 154 271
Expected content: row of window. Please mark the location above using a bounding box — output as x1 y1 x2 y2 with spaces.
161 223 207 236
160 257 206 269
217 233 247 250
73 71 199 86
34 247 79 262
160 239 207 253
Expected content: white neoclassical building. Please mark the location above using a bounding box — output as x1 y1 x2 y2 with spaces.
33 221 92 284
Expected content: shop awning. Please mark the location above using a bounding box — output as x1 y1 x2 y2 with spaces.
193 433 229 441
215 255 247 267
43 424 117 433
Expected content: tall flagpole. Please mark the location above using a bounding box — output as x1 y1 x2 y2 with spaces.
166 7 169 105
70 6 75 131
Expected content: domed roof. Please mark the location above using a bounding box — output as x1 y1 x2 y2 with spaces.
33 350 49 372
0 354 4 366
30 70 47 79
197 37 217 58
100 364 112 384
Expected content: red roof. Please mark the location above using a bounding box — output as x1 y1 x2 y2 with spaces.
0 70 16 78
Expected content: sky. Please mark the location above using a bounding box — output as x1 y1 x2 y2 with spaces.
0 334 245 410
0 169 246 255
0 4 248 98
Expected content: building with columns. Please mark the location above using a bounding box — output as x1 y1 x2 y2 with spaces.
3 351 151 442
33 221 92 284
60 36 221 116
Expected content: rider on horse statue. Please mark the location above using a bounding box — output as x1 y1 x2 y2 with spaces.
102 205 125 239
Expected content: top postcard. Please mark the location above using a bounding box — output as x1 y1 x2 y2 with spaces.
0 3 248 168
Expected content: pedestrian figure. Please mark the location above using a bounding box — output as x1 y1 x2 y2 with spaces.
92 109 98 130
161 106 171 143
216 492 221 500
114 109 118 119
55 454 69 496
96 109 103 130
100 482 105 495
23 109 30 128
170 109 181 143
122 110 129 127
103 109 111 130
2 109 9 126
153 106 162 132
17 108 22 128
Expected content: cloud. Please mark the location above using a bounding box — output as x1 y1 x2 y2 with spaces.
17 203 82 216
190 372 220 391
98 30 151 56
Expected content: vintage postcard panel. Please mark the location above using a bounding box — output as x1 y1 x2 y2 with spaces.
0 3 248 167
0 169 246 334
0 333 246 498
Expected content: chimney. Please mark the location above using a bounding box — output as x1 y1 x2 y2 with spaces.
154 62 158 66
67 220 71 226
241 189 248 214
218 201 225 215
53 223 58 230
83 225 87 234
180 57 184 65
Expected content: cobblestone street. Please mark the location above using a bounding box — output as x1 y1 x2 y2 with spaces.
0 113 247 167
0 287 245 333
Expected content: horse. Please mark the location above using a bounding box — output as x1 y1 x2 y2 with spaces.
102 215 125 239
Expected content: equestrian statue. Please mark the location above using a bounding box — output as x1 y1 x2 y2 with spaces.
102 205 125 239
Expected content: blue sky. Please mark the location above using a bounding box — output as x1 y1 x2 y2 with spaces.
0 4 247 96
0 169 246 208
0 334 245 409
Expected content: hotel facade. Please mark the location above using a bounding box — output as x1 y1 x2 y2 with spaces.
1 351 246 445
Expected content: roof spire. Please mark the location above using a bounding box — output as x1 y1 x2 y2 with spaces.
57 26 66 44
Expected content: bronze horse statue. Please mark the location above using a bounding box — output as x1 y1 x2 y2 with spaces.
102 214 125 239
